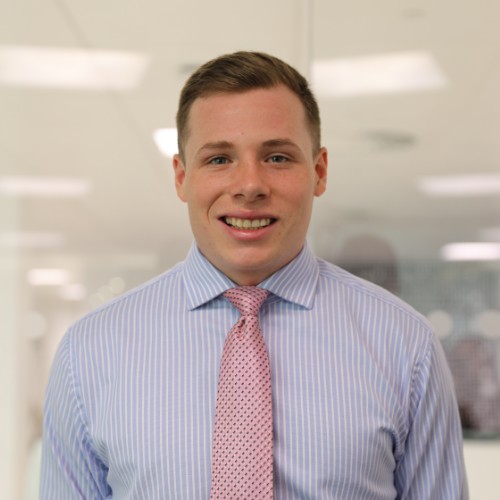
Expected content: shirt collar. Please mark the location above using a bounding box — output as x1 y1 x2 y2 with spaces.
260 243 318 310
182 243 235 310
182 241 319 310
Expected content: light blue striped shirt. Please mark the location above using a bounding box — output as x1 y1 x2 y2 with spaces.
41 243 468 499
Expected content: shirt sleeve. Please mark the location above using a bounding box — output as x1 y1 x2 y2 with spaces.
394 332 469 499
40 331 111 499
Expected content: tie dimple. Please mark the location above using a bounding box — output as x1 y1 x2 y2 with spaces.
209 286 273 499
224 286 268 316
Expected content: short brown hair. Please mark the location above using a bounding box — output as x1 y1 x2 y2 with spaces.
176 51 321 161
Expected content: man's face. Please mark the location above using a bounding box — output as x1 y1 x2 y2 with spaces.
173 85 327 285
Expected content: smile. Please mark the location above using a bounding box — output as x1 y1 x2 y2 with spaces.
223 217 274 230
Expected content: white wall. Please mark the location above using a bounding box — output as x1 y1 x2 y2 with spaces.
464 440 500 499
0 197 21 500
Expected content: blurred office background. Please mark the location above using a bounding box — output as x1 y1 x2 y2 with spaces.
1 1 499 498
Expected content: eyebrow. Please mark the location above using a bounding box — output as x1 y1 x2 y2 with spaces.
196 138 300 155
261 138 300 150
196 141 233 155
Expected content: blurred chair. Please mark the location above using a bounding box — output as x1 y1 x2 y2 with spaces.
335 234 400 295
445 335 500 434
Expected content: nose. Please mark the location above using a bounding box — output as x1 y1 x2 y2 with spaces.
231 159 270 201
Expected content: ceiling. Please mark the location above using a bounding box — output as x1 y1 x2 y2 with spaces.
1 0 500 316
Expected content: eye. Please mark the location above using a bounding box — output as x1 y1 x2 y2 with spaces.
208 156 229 165
267 154 290 164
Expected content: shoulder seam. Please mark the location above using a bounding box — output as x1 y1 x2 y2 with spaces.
80 264 183 322
317 259 432 333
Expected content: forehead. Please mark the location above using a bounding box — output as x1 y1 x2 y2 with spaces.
184 86 311 147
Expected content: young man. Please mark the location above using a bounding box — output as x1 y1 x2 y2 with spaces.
41 52 468 498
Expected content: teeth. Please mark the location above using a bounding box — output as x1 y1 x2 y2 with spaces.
225 217 272 229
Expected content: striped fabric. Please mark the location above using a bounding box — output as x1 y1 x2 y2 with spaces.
41 243 468 499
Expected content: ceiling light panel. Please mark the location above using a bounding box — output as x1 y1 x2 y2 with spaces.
0 232 64 248
153 128 178 158
0 45 149 90
418 173 500 197
0 176 90 198
312 51 447 98
27 268 71 286
441 242 500 261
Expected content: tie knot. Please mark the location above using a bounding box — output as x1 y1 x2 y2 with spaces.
224 287 269 317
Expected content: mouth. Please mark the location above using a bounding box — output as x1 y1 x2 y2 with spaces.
221 217 276 230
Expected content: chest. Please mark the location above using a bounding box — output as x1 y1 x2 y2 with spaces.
84 321 407 499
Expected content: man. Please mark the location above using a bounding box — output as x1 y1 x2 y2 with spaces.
41 51 468 498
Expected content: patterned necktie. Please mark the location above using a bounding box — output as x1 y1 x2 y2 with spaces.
210 286 273 499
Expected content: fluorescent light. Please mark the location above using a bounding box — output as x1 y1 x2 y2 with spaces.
441 243 500 261
0 232 64 248
27 268 71 286
0 176 90 198
154 128 178 157
418 174 500 197
0 45 149 90
312 51 447 97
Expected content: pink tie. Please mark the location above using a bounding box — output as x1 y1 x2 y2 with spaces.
210 287 273 499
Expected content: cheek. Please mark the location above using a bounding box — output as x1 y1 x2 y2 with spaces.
281 178 317 206
185 183 221 221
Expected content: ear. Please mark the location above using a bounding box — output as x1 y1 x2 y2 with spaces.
313 147 328 197
173 154 187 202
